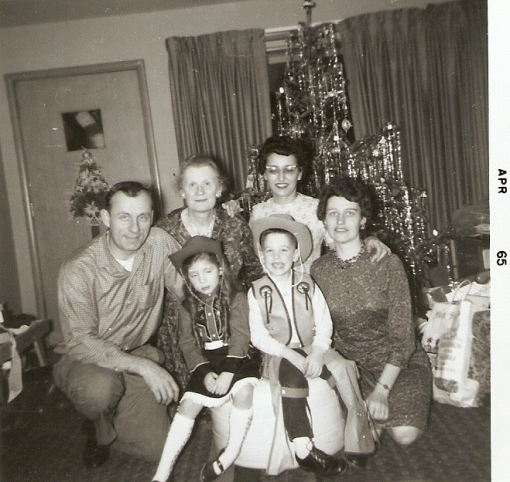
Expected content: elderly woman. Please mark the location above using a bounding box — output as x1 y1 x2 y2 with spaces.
311 177 432 448
155 155 263 389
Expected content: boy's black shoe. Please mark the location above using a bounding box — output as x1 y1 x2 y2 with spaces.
296 445 347 477
344 453 370 469
81 421 110 468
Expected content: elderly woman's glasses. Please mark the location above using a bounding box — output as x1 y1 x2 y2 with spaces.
265 165 299 176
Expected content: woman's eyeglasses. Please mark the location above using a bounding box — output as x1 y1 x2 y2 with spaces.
265 165 300 176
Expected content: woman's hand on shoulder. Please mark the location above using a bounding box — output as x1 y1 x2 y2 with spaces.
365 236 391 262
222 199 242 218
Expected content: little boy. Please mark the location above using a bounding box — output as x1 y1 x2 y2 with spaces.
248 214 375 476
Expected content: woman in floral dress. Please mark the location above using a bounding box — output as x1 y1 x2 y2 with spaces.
155 155 263 389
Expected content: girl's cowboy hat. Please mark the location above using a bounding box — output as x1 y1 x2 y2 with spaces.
169 236 225 272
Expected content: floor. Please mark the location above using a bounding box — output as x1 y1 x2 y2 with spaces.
1 365 491 482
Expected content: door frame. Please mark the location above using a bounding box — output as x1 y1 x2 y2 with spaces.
5 59 162 318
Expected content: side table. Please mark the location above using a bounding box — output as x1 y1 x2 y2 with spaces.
0 319 51 366
0 319 51 403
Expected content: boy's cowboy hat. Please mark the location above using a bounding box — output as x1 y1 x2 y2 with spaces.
250 214 313 264
169 236 225 272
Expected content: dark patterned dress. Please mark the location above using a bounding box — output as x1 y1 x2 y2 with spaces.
155 206 263 389
311 249 432 430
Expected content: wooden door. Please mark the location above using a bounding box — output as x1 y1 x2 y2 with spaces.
6 61 161 345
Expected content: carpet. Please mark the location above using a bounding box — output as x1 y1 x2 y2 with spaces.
0 367 490 482
314 400 491 482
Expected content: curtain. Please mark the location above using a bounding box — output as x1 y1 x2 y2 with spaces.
338 0 488 230
166 29 272 192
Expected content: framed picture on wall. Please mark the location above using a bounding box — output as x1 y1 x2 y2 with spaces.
5 59 161 342
62 109 106 151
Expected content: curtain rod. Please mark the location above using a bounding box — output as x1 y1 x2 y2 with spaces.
264 31 295 42
264 23 342 42
264 19 342 64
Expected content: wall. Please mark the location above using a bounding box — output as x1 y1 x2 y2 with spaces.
0 0 452 317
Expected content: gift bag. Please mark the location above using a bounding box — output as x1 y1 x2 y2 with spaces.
420 281 482 407
420 281 471 365
432 297 478 407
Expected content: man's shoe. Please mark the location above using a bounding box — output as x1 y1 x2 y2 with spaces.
296 445 347 477
344 453 370 469
81 421 110 468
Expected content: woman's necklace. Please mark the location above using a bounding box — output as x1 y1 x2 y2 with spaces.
334 242 366 269
182 208 216 237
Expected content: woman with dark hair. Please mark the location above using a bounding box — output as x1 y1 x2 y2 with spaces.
155 155 263 390
311 177 432 449
250 135 390 273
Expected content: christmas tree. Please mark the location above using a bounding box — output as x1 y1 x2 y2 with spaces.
274 21 354 196
245 11 440 309
69 150 109 237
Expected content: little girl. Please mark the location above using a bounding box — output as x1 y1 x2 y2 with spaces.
152 236 259 482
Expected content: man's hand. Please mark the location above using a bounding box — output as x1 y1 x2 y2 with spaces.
304 346 324 378
365 236 391 262
139 360 179 405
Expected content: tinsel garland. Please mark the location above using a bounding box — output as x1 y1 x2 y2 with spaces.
275 21 354 193
245 123 443 289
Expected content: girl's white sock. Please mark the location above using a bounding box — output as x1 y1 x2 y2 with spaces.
216 405 254 473
152 412 195 482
